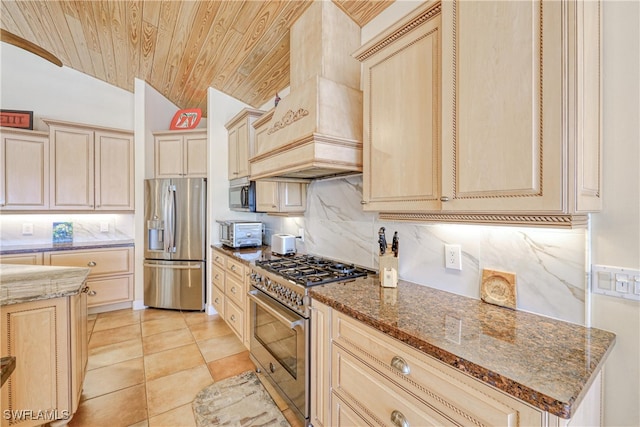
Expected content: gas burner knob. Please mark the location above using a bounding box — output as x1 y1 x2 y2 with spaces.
296 297 303 306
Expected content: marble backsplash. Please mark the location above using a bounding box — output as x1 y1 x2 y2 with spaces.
262 176 588 325
0 214 135 246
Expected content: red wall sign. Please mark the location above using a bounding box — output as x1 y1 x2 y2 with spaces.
169 108 202 130
1 110 33 130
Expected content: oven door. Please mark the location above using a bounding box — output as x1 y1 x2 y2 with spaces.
248 289 308 422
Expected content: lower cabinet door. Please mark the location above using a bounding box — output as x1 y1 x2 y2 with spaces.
86 276 133 307
224 299 244 341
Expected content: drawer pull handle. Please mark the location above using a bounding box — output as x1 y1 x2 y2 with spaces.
88 290 97 296
214 297 220 304
231 287 236 294
230 314 236 322
391 356 410 375
87 261 97 267
391 410 409 427
230 265 237 271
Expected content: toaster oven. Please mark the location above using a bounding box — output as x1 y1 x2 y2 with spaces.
218 220 263 248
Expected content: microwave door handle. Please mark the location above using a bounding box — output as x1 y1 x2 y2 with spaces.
241 186 248 207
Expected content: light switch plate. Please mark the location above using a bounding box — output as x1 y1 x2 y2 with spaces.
591 265 640 301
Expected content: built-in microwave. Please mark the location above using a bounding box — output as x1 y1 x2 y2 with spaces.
229 177 256 212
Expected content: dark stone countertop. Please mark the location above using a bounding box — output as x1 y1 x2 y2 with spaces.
211 244 279 264
309 277 616 419
0 239 134 255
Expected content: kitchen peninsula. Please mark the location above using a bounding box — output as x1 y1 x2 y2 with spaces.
310 278 616 426
1 264 90 427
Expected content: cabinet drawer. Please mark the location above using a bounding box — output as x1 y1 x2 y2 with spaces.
0 253 44 265
225 273 244 307
332 311 542 426
226 257 244 280
333 345 455 427
331 393 370 427
46 247 134 277
86 275 133 307
224 299 243 341
212 285 225 318
212 267 225 289
212 251 226 268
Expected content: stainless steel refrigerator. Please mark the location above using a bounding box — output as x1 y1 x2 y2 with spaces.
144 178 206 310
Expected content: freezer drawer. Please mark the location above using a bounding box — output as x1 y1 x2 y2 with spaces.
144 260 205 310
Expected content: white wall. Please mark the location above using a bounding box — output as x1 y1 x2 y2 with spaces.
590 1 640 425
0 42 134 130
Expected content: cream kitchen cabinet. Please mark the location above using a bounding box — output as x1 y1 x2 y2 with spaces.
356 0 602 228
1 291 88 427
211 248 250 348
0 252 44 265
0 128 49 210
153 129 207 178
45 246 134 310
225 108 263 180
312 299 603 427
255 180 307 215
45 119 134 211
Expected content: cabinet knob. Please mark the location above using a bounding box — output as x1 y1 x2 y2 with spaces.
360 200 367 204
440 196 449 202
390 356 410 375
272 204 277 208
230 265 236 271
230 314 236 322
231 286 236 294
214 297 220 304
391 410 409 427
88 290 97 296
87 261 97 267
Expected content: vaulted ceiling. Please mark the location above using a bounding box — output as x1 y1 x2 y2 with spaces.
0 1 394 116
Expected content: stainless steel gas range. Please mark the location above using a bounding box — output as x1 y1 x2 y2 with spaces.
248 255 372 426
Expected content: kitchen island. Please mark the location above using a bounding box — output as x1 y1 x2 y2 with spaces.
0 264 90 427
309 277 615 426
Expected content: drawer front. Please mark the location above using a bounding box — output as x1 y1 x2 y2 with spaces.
212 267 225 289
332 345 455 427
47 247 134 277
212 250 226 268
226 257 244 280
224 299 243 341
86 275 133 307
225 273 244 307
212 285 225 318
331 393 371 427
332 311 541 427
0 253 44 265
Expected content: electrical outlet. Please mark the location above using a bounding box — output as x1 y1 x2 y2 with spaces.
100 222 109 232
445 244 462 270
22 223 33 235
592 265 640 301
298 228 305 242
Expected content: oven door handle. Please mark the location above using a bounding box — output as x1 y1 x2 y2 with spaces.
248 291 305 330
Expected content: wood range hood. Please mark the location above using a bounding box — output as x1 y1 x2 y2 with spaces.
249 0 363 180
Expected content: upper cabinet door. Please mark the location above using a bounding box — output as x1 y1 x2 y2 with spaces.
95 130 134 210
155 134 184 178
49 124 95 210
440 0 602 215
0 129 49 210
357 6 442 212
183 133 207 178
154 130 207 178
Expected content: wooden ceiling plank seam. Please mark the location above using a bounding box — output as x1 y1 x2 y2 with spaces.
64 14 96 77
169 0 223 106
139 19 158 88
92 1 118 86
332 0 394 27
0 5 22 38
40 0 83 69
126 0 142 91
212 1 287 95
59 0 79 20
23 1 71 65
235 32 290 105
108 0 129 90
181 0 246 110
12 1 57 61
148 0 181 88
1 1 37 44
142 0 162 28
157 0 200 99
75 0 106 82
230 0 268 35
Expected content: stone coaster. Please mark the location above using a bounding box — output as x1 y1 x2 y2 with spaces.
192 370 290 427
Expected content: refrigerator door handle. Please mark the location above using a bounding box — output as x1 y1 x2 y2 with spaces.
166 184 177 253
144 263 202 270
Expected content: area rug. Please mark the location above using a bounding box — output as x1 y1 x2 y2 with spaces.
192 370 290 427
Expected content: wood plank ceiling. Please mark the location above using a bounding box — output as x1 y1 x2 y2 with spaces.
0 1 394 116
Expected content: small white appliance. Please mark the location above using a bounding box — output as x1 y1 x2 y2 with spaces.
271 234 296 256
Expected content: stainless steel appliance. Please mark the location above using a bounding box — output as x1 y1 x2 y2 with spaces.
218 220 262 248
229 177 256 212
144 178 206 311
249 255 372 425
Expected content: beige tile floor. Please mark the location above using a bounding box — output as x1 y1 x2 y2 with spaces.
68 308 303 427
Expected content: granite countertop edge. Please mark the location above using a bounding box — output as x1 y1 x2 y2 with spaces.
1 239 135 255
310 281 616 420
